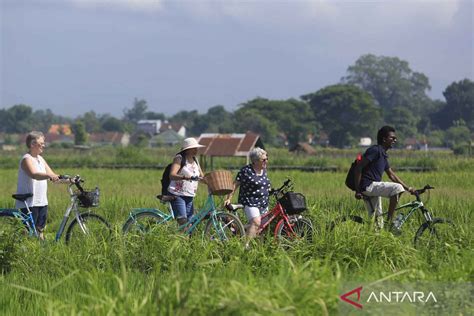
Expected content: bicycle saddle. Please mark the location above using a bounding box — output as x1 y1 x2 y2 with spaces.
12 193 33 201
156 195 176 202
225 204 244 212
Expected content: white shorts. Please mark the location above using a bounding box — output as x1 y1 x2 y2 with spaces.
363 182 405 217
244 206 266 221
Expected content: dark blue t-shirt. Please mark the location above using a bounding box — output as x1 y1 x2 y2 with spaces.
236 164 271 211
360 145 390 191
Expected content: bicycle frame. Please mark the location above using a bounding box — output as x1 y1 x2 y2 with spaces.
0 205 38 237
258 202 297 238
125 193 230 239
54 183 88 241
394 195 433 230
126 201 175 225
1 185 82 241
179 194 219 235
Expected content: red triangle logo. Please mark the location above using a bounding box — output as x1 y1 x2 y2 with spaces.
340 286 363 309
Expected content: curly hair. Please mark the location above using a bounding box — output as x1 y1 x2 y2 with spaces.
377 126 395 145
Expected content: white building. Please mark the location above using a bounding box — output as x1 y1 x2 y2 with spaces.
137 120 162 135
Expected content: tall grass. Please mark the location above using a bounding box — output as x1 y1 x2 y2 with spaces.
0 166 472 315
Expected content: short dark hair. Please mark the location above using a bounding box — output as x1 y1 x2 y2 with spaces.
377 126 395 145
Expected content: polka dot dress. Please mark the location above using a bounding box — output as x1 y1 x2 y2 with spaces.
236 164 271 212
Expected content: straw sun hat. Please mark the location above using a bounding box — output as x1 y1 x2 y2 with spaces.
180 137 205 152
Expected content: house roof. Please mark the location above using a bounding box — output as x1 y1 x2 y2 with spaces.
48 124 72 135
151 129 183 144
159 122 184 133
43 133 74 143
89 132 126 144
197 132 262 157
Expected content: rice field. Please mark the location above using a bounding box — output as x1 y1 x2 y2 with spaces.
0 166 472 315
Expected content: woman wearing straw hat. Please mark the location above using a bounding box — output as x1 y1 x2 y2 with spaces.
168 138 205 226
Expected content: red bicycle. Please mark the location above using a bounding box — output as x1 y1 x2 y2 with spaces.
226 179 313 245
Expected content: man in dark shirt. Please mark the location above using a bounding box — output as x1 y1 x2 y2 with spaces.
354 126 415 228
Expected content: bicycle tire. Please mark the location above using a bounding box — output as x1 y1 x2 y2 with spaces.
275 217 313 245
0 211 30 237
204 212 245 241
122 211 170 235
414 217 455 249
65 213 111 244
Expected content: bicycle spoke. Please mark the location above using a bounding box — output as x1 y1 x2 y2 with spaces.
414 218 455 249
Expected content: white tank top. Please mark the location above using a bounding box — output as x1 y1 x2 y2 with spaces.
16 154 48 208
168 154 200 197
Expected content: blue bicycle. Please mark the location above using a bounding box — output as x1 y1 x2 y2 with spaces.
122 192 245 241
0 175 111 244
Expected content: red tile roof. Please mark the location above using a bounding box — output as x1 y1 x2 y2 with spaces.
198 132 261 157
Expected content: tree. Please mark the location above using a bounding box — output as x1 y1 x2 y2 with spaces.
432 79 474 130
100 115 125 132
342 54 432 128
82 111 101 133
72 121 88 145
123 98 148 123
1 104 33 133
144 111 166 120
169 110 200 135
233 108 279 144
191 105 235 135
235 98 316 147
302 84 381 148
444 120 471 148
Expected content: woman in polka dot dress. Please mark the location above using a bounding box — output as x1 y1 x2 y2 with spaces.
224 147 271 238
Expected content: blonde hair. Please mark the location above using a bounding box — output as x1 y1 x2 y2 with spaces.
26 131 44 148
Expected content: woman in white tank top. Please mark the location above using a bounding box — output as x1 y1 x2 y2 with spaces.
168 138 205 226
16 131 60 240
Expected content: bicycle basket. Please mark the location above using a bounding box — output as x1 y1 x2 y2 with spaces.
278 192 307 215
77 187 100 208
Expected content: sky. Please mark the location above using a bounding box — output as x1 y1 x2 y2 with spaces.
1 0 472 118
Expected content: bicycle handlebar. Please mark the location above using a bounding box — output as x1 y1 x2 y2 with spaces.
270 179 292 196
414 184 434 195
412 184 434 201
59 174 85 193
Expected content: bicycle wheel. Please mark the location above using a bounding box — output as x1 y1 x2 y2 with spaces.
204 212 245 241
0 212 30 238
65 213 111 244
122 211 170 235
276 217 313 246
414 218 455 249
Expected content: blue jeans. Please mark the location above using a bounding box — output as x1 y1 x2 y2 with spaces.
21 205 48 231
170 195 194 219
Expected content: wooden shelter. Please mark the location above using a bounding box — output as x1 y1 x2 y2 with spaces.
289 142 317 155
197 132 264 170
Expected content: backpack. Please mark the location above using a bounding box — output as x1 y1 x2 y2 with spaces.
345 153 362 191
161 155 198 195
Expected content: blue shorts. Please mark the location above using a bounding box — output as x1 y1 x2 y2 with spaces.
170 195 194 219
21 205 48 231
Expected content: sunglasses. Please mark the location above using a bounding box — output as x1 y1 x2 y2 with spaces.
261 158 268 162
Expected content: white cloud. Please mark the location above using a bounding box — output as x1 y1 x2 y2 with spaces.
70 0 164 12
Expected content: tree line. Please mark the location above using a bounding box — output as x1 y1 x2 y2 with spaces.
1 54 472 150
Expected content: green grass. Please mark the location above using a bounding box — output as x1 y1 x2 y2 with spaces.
0 167 472 315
